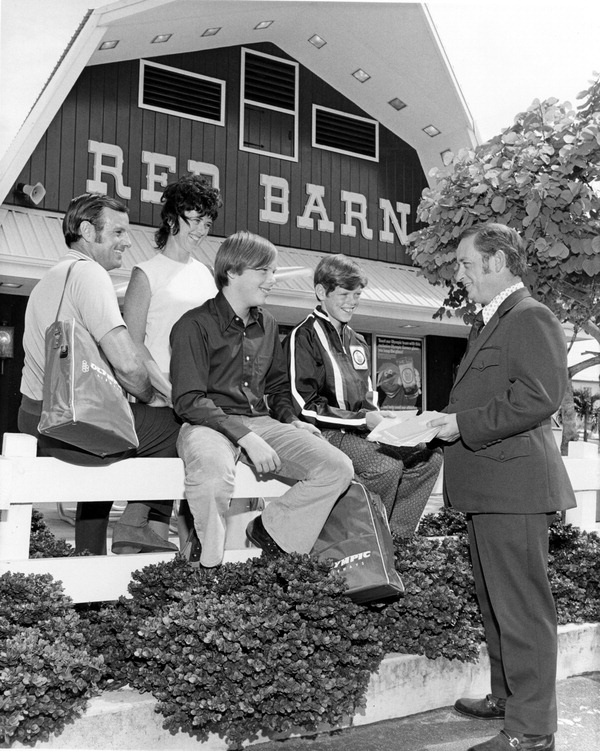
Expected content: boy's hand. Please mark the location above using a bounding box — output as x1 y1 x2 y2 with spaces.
238 432 282 474
365 411 385 430
291 420 324 439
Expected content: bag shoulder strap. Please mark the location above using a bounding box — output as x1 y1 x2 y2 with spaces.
53 259 85 323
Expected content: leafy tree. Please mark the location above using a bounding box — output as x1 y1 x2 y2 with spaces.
408 74 600 449
573 387 600 441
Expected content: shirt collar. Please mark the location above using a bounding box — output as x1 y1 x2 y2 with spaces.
65 249 93 262
215 290 263 331
481 281 524 325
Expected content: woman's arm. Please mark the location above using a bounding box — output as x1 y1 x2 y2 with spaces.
123 267 172 401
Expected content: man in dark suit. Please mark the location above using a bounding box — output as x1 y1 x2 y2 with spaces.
429 223 576 751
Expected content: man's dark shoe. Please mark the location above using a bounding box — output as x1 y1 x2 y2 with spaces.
467 730 555 751
455 694 506 720
246 515 286 557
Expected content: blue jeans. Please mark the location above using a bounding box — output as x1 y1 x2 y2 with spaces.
177 416 354 567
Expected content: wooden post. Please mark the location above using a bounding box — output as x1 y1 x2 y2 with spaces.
0 433 38 559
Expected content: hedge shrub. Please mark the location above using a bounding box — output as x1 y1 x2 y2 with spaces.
29 509 76 559
417 508 600 625
0 629 103 747
0 573 103 747
375 533 483 662
2 511 598 748
81 555 386 748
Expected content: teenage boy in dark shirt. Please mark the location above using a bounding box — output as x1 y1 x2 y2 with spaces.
170 231 354 567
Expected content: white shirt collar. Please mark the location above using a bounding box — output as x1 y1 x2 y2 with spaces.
481 282 524 325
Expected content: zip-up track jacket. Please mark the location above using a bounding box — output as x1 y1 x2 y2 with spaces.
285 306 378 431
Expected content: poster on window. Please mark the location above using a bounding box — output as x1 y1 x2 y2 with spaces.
375 336 424 412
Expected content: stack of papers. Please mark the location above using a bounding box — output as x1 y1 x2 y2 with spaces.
367 411 441 447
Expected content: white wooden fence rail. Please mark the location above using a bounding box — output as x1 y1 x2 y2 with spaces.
0 433 293 603
1 432 597 604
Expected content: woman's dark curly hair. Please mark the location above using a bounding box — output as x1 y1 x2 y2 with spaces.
154 174 222 250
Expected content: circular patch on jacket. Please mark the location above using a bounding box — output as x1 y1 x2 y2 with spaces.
350 345 368 369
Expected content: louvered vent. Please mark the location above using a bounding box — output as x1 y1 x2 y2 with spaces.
244 53 296 110
314 107 378 160
140 61 224 124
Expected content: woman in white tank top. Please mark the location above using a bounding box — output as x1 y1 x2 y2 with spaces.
123 175 222 554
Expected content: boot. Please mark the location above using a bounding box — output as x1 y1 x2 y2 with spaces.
112 502 178 554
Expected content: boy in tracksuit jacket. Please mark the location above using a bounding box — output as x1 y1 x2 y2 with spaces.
284 253 442 537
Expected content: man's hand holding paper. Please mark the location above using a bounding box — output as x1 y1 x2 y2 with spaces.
426 412 460 443
367 410 446 447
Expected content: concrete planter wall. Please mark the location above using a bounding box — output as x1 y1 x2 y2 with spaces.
17 623 600 751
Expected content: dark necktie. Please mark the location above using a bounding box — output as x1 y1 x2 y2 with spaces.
467 312 485 350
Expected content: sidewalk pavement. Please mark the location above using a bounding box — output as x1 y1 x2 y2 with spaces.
255 673 600 751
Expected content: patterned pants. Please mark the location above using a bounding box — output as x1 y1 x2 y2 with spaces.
322 430 443 537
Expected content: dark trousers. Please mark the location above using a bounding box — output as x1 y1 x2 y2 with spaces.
467 512 558 735
18 398 180 554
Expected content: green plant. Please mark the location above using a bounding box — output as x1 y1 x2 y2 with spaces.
4 519 599 749
29 509 76 559
407 75 600 445
549 522 600 623
76 557 204 689
0 628 103 747
374 533 483 662
0 571 76 640
416 510 600 627
0 572 104 747
417 506 468 537
101 555 385 748
572 387 600 441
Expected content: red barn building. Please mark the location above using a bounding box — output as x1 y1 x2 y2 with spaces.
0 1 479 439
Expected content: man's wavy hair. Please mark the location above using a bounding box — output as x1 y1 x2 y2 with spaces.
62 193 128 247
155 175 222 250
314 254 368 295
458 223 528 277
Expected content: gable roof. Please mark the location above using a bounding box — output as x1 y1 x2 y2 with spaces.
0 0 478 203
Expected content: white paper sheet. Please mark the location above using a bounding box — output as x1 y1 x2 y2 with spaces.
366 411 441 447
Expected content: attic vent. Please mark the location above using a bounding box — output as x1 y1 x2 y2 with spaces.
244 53 296 109
139 60 225 126
313 105 379 162
240 48 298 161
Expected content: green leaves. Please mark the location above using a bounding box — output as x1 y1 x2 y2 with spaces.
0 576 103 746
4 517 599 748
407 72 600 334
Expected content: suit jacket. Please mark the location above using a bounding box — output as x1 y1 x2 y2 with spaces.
443 288 576 514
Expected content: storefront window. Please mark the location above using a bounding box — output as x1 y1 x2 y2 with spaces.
374 336 424 412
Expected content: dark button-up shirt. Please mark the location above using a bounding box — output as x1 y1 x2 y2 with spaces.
170 291 296 443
